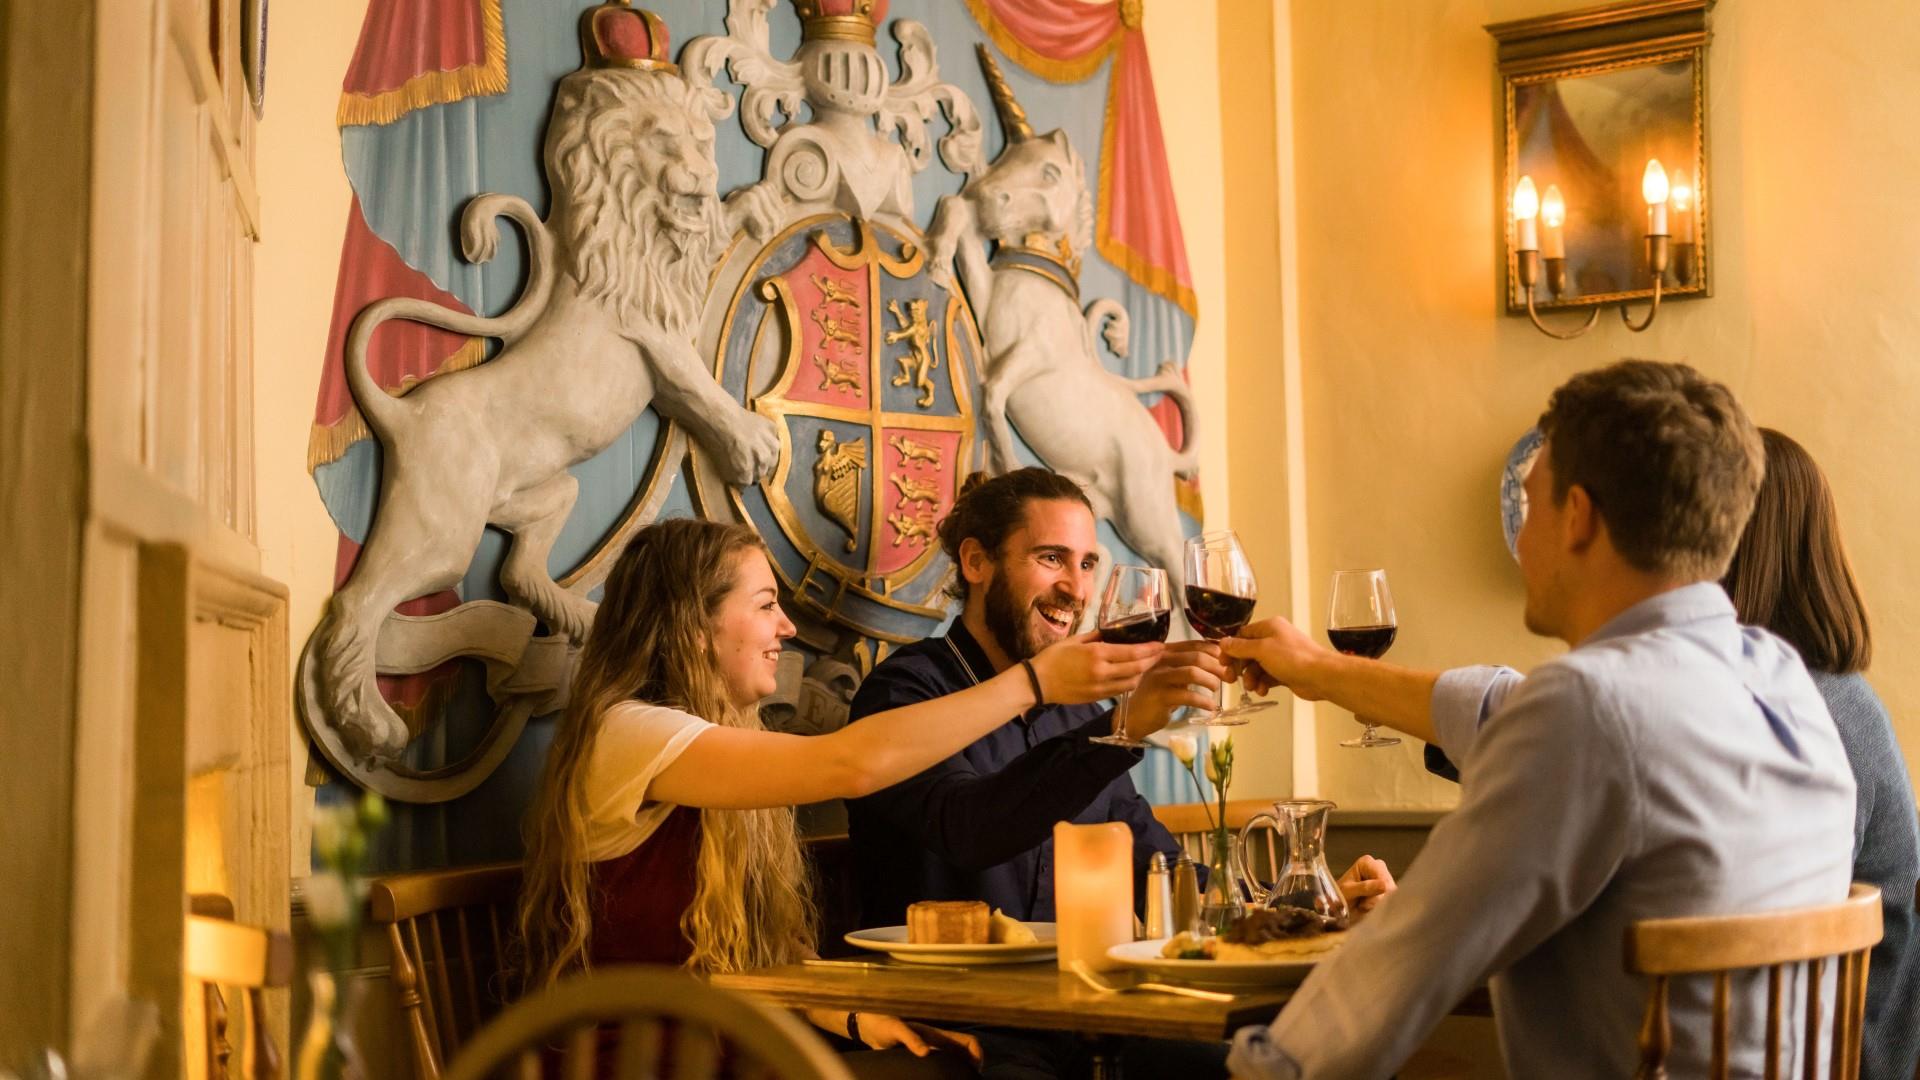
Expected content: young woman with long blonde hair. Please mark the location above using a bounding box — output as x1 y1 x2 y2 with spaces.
518 518 1166 1069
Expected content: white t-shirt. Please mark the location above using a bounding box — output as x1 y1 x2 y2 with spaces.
579 702 713 862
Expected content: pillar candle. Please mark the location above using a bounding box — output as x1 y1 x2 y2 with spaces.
1054 821 1134 972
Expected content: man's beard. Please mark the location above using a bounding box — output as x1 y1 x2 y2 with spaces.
982 573 1078 662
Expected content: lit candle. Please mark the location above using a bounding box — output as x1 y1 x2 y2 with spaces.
1054 821 1134 972
1540 184 1566 260
1512 175 1540 253
1643 159 1670 236
1669 168 1695 243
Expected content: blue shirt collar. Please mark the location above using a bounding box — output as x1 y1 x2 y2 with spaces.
1582 581 1735 647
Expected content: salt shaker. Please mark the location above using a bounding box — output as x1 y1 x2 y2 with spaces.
1170 852 1200 935
1143 852 1173 938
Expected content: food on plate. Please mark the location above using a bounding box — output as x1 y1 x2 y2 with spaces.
1160 905 1350 962
988 908 1037 945
907 900 990 944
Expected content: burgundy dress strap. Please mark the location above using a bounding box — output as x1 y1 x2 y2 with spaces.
589 804 703 968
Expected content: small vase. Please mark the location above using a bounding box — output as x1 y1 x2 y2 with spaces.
1198 827 1247 936
297 970 367 1080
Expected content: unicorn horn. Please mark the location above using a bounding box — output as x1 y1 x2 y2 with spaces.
976 43 1035 143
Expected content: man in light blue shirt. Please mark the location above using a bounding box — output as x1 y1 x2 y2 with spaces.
1223 361 1856 1079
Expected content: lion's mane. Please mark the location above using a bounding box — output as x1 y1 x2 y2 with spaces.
545 69 730 341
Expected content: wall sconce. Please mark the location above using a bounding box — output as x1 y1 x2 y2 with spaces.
1510 159 1675 338
1488 0 1713 341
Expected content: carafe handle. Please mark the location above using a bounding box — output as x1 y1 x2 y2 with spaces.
1237 812 1281 906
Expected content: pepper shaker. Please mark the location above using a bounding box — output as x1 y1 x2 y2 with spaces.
1170 851 1200 935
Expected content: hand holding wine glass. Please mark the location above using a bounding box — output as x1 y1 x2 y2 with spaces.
1089 565 1172 746
1329 569 1400 748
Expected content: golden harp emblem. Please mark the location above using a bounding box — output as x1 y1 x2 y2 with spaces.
813 429 867 552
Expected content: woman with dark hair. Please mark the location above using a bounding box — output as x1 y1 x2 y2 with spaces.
516 517 1167 1074
1722 428 1919 1080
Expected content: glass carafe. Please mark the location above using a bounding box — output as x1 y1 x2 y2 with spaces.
1238 799 1349 921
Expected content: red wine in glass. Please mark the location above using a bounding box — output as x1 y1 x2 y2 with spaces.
1184 586 1257 641
1327 624 1396 659
1099 610 1172 646
1330 569 1401 748
1091 565 1170 747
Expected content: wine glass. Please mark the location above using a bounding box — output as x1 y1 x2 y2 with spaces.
1180 530 1278 725
1329 569 1401 748
1089 565 1171 747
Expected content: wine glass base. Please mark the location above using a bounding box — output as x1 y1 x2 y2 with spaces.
1089 734 1149 747
1340 733 1402 748
1215 698 1278 720
1163 713 1249 730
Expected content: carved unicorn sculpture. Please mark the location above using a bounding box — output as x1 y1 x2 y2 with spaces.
929 45 1200 594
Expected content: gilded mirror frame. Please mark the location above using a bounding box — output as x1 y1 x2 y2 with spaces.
1489 0 1714 315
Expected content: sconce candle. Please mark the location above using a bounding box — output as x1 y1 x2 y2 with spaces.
1642 159 1670 236
1540 184 1567 260
1512 175 1540 252
1054 821 1134 972
1669 168 1695 242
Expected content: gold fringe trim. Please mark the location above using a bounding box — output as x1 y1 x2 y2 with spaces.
1095 64 1200 319
336 0 509 128
305 336 489 471
961 0 1121 84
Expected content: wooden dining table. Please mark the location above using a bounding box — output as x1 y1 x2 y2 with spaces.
715 957 1493 1078
720 958 1264 1079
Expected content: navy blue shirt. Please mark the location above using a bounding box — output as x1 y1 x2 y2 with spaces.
845 621 1183 926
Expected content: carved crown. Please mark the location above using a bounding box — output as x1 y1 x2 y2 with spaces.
791 0 891 46
579 0 677 72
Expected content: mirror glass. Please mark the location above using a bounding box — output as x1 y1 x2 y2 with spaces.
1507 55 1703 308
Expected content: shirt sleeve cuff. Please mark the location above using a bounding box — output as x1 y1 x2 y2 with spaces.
1430 665 1522 765
1227 1023 1304 1080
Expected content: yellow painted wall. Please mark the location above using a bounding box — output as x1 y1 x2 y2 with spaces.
1270 0 1920 807
253 0 366 867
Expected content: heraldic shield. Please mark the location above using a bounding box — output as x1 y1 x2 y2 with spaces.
711 212 981 644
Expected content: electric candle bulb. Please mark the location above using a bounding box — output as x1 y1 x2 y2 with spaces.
1540 184 1566 260
1643 159 1670 236
1670 169 1695 242
1512 175 1539 252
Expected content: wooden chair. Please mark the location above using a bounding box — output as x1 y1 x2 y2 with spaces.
443 966 854 1080
1626 883 1883 1080
185 911 295 1079
1152 799 1286 884
367 862 523 1080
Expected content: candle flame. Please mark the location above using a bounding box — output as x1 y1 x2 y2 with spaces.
1670 169 1693 212
1541 184 1566 229
1513 175 1539 220
1642 159 1670 205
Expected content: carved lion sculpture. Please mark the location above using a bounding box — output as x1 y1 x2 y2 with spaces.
929 67 1199 598
311 66 783 760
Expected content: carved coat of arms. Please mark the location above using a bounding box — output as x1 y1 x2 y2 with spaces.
713 218 978 643
300 0 1201 805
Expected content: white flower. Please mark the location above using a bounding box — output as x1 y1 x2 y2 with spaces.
306 870 352 929
1168 732 1198 766
1206 735 1235 791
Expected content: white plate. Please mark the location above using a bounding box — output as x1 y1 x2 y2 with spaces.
843 923 1057 966
1106 938 1328 988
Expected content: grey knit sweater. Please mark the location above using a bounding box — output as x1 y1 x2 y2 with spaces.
1809 671 1920 1080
